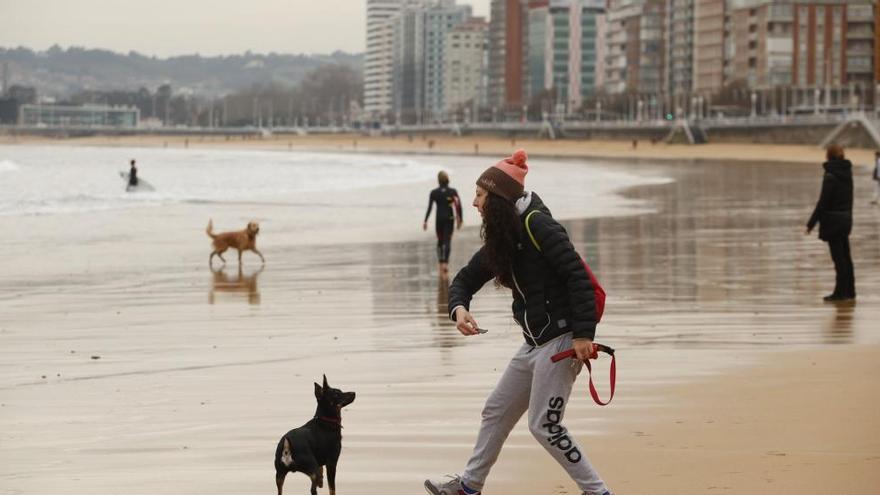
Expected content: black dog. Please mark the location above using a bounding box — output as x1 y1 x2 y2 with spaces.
274 375 356 495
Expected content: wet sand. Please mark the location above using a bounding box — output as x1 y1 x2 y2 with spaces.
1 151 879 494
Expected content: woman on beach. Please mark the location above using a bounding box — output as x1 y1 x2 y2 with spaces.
423 171 463 278
806 144 856 301
424 150 611 495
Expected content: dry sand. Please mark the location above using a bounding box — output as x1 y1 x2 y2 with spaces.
1 140 879 494
3 131 880 169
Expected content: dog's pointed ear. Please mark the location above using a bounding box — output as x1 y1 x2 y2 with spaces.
314 382 323 399
323 374 329 389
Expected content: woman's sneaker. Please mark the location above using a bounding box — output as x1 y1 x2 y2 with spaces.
424 474 480 495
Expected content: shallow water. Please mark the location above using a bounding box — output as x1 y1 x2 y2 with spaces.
0 145 439 216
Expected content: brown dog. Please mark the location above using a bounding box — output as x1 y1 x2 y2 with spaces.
206 219 265 267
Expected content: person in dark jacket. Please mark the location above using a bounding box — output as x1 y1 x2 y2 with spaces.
424 150 611 495
806 144 855 301
423 171 463 277
872 151 880 205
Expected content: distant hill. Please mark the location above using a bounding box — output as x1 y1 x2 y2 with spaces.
0 45 364 97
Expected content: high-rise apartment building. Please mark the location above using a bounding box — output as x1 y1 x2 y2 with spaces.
693 0 726 93
605 0 666 95
639 0 668 94
525 0 607 112
425 1 473 117
666 0 695 95
605 1 640 94
393 0 472 122
444 17 489 114
488 0 528 110
365 0 426 118
728 0 876 89
876 1 880 85
842 2 877 88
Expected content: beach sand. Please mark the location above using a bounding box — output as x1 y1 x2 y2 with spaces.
1 143 879 494
3 131 880 169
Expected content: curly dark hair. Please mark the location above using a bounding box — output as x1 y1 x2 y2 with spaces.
480 191 523 288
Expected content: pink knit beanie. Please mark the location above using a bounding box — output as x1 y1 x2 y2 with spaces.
476 149 529 202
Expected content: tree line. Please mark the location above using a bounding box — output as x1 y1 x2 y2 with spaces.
17 63 364 127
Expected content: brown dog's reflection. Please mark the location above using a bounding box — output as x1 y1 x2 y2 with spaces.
209 265 263 305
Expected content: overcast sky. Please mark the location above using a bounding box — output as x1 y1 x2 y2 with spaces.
0 0 491 57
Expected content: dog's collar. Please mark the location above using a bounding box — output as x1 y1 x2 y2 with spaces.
316 416 343 428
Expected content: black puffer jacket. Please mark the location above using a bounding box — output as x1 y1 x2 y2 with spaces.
448 193 598 346
807 159 853 241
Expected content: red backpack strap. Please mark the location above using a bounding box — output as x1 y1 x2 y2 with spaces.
550 344 616 406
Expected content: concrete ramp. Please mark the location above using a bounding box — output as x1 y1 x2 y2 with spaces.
664 119 707 145
820 113 880 149
539 120 558 140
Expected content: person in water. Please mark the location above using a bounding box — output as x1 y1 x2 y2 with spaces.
128 159 138 187
423 171 463 277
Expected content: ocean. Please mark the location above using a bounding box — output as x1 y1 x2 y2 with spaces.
0 145 440 217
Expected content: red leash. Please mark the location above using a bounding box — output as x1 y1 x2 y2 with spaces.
551 343 616 406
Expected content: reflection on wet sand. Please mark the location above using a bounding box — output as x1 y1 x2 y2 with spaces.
209 265 263 305
430 280 461 350
365 159 879 352
824 300 855 344
362 241 472 357
555 160 879 349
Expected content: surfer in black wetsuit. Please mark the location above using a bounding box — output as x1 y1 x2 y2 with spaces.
423 171 463 278
128 159 138 187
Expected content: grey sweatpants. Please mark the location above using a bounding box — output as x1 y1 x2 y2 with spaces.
461 333 609 495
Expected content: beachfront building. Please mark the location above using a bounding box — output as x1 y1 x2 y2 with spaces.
488 0 529 112
18 104 139 128
443 17 489 118
604 1 638 95
604 0 667 95
693 0 727 94
666 0 695 96
424 1 473 120
392 0 472 123
727 0 877 90
365 0 427 121
525 0 607 115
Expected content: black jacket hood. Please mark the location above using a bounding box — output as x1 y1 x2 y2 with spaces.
823 159 853 183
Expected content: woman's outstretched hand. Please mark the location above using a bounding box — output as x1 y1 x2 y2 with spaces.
454 307 480 336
